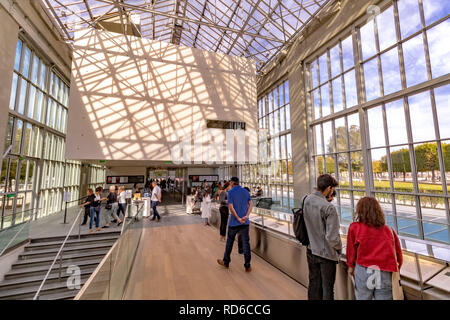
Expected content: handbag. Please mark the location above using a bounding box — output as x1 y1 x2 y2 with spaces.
389 227 404 300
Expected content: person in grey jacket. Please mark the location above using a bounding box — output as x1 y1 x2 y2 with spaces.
303 173 342 300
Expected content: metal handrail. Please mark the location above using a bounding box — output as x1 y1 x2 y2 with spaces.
32 208 84 300
0 208 40 257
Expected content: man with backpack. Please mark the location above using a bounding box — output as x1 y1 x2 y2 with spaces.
303 174 341 300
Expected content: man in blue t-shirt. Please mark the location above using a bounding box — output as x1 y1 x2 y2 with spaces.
217 177 253 272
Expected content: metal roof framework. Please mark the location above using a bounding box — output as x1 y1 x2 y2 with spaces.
43 0 330 73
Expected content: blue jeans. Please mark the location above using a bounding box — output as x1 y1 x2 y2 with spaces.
354 264 393 300
152 201 160 219
89 207 100 229
117 203 126 218
223 224 251 268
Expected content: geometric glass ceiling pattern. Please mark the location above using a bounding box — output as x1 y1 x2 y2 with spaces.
43 0 330 72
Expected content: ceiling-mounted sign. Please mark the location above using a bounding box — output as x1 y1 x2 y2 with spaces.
107 175 144 184
189 175 219 182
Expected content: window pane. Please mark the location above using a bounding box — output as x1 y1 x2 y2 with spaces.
21 46 31 78
323 121 334 153
14 40 22 71
380 48 402 95
27 85 36 119
280 107 285 132
344 70 358 108
285 104 290 130
23 123 32 158
408 91 436 142
371 148 390 191
332 77 343 113
13 119 23 154
364 58 381 101
337 153 349 186
4 116 14 151
326 156 335 176
335 117 347 152
286 134 292 159
274 109 279 135
56 105 62 131
403 34 428 87
434 84 450 140
385 99 408 145
61 108 67 133
423 0 450 26
321 83 330 117
315 125 323 154
398 0 422 39
278 84 284 105
274 137 280 160
441 141 450 179
348 113 361 150
273 87 278 109
268 91 273 113
311 61 318 88
427 20 450 79
35 91 43 123
39 63 47 91
31 54 39 85
414 143 442 192
351 151 364 189
9 73 18 110
342 35 354 71
280 135 287 159
330 44 341 77
319 53 328 84
268 112 273 136
17 78 27 114
390 146 412 186
284 80 289 103
9 159 18 192
313 89 320 119
395 194 420 237
377 6 397 51
367 106 385 148
360 19 377 60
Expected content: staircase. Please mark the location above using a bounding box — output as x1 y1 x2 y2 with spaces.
0 231 120 300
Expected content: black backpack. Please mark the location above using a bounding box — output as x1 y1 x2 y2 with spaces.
291 195 309 246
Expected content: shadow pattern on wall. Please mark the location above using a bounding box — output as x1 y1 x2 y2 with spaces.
66 29 257 162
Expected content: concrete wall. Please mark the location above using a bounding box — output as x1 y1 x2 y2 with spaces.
257 0 381 198
67 29 257 163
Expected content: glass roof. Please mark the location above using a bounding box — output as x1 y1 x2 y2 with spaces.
43 0 330 72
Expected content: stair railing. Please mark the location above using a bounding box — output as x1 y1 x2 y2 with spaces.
0 208 39 257
33 208 84 300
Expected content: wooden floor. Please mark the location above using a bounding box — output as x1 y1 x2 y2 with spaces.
124 222 307 300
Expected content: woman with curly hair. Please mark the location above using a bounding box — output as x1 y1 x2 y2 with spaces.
346 197 403 300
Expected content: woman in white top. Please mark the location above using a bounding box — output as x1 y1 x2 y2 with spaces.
201 189 212 226
117 186 127 224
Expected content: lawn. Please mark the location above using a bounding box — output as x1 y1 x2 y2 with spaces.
340 180 448 193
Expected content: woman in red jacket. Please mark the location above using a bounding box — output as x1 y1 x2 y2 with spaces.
346 197 403 300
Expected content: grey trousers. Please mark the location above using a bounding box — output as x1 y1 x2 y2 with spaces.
105 202 119 224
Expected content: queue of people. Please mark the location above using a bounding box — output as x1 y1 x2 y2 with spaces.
79 181 164 232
